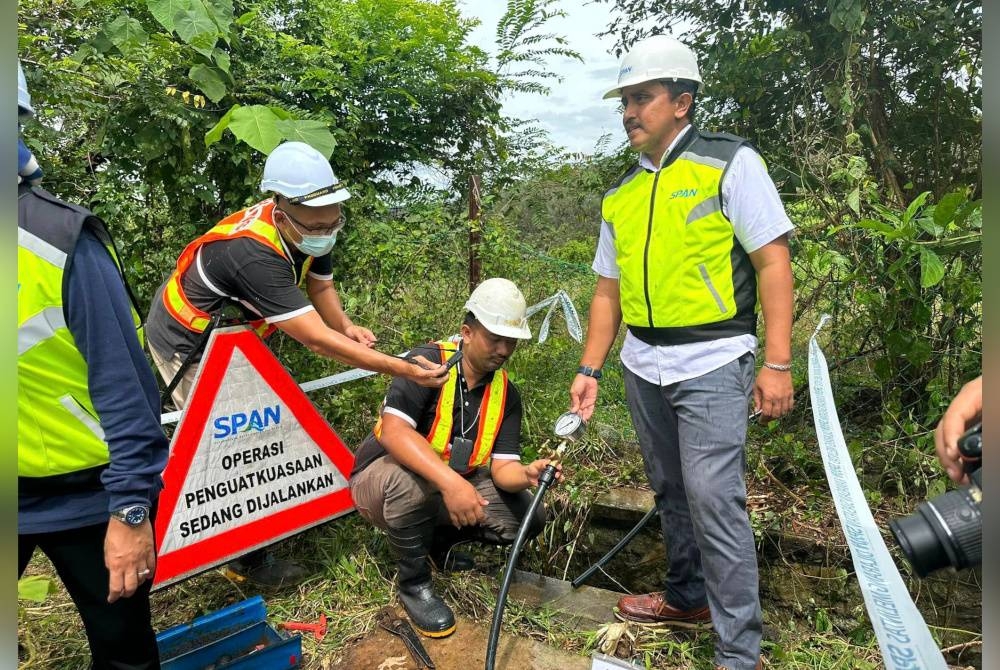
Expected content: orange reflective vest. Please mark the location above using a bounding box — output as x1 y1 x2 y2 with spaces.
375 340 508 472
161 200 313 338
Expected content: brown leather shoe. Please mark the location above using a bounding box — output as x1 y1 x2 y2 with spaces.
614 592 712 628
714 657 764 670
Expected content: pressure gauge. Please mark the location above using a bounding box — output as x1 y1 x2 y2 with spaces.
553 411 586 442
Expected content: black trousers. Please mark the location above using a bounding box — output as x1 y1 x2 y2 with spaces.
19 522 160 670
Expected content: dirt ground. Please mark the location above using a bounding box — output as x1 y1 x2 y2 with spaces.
328 611 590 670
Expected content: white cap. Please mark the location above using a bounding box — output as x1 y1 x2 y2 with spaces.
18 60 33 119
465 278 532 339
603 35 701 100
260 141 350 207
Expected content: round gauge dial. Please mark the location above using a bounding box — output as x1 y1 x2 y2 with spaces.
553 411 586 441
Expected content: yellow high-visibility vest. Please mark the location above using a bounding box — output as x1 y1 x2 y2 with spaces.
375 341 508 472
18 186 140 477
603 127 759 345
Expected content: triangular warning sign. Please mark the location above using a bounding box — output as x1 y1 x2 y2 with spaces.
153 326 355 589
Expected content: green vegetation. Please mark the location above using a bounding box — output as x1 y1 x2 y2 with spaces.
18 0 980 668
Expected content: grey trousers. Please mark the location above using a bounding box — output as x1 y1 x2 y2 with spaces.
624 352 761 670
349 455 546 544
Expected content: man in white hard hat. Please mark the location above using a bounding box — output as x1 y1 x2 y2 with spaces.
568 34 794 670
146 140 449 585
350 278 562 638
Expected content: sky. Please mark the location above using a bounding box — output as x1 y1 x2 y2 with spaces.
459 1 626 156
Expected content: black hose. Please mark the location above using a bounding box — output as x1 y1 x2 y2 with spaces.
484 464 558 670
570 506 657 588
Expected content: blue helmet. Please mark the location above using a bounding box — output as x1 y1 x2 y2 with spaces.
18 60 34 119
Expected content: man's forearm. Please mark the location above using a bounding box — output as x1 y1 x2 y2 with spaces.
308 280 352 333
757 262 793 364
580 277 623 368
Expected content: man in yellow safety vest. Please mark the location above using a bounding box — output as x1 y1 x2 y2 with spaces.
350 278 562 639
568 35 794 670
18 59 168 669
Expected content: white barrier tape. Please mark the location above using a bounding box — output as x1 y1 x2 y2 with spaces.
809 315 947 670
162 290 581 425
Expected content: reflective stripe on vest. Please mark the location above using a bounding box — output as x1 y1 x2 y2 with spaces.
161 200 313 338
374 341 508 470
18 187 120 477
602 128 758 343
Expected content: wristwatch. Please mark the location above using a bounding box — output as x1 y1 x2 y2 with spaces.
577 365 603 380
111 505 149 527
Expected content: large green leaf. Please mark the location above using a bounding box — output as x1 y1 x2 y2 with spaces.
919 246 945 288
173 7 217 44
228 105 283 154
205 104 239 146
202 0 234 33
189 64 226 102
106 15 147 49
18 576 55 603
274 119 337 158
147 0 188 32
212 48 231 75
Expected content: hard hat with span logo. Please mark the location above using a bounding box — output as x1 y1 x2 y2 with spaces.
603 34 701 100
260 141 350 207
465 278 532 340
18 60 34 119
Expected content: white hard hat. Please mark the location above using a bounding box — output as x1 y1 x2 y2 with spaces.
18 60 33 119
260 141 350 207
465 278 532 340
603 34 701 100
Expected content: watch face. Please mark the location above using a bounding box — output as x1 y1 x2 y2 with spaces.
124 506 148 525
554 412 584 439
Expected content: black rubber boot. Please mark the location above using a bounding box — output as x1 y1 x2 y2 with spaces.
387 523 456 638
226 549 308 588
429 525 476 572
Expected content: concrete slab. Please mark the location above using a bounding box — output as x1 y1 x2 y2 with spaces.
509 570 620 627
592 488 653 523
329 611 590 670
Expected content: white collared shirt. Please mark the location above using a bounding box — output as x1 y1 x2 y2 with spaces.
592 125 794 386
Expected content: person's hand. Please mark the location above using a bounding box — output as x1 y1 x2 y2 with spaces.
345 324 377 348
524 459 563 487
105 519 155 603
753 367 794 421
406 355 449 388
935 375 982 484
441 478 489 528
570 374 599 422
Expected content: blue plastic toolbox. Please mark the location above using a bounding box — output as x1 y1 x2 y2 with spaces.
157 596 302 669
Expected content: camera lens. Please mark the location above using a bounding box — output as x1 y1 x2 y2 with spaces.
889 484 981 577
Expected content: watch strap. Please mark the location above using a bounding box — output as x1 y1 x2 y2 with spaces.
577 365 602 380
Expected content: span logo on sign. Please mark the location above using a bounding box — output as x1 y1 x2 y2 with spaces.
212 404 282 439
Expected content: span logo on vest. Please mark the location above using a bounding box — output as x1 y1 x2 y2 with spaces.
212 404 282 440
670 188 698 199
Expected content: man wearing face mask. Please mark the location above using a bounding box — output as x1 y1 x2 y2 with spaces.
145 140 448 585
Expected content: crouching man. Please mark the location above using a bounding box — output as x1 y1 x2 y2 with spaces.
350 278 562 638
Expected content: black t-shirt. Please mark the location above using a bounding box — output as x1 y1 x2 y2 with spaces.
351 344 523 476
146 235 332 357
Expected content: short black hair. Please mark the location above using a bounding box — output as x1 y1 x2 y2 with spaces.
463 311 478 328
660 79 698 122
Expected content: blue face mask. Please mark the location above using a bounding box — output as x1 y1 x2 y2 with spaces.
278 207 341 257
294 231 337 257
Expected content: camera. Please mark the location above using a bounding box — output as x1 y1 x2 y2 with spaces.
889 423 981 577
